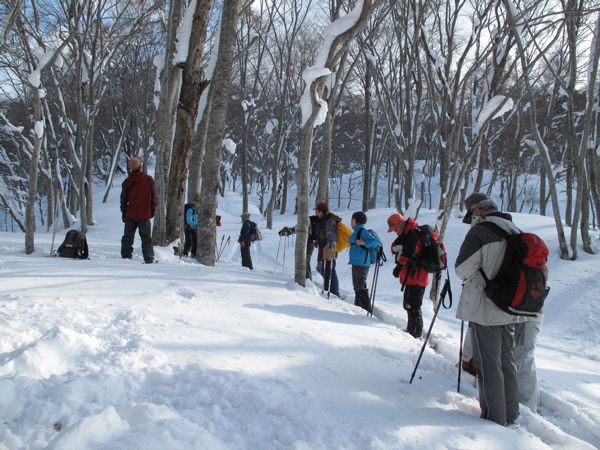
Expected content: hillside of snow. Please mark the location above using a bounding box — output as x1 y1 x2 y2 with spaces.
1 179 600 449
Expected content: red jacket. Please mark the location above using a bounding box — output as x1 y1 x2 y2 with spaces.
120 170 157 220
391 218 430 287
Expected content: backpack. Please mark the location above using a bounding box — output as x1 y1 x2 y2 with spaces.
184 203 194 230
335 222 353 252
57 230 89 259
357 228 387 265
478 221 549 316
249 221 262 242
412 225 447 273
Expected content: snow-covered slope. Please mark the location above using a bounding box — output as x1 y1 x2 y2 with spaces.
0 185 599 449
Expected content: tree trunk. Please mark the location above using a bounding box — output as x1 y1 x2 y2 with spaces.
153 0 184 244
362 60 372 211
196 0 242 266
165 0 213 243
316 110 334 204
187 93 212 200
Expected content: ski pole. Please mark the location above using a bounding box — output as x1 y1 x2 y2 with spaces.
216 235 225 261
282 236 288 273
368 258 381 316
458 320 464 393
409 273 453 384
274 236 282 272
50 183 60 256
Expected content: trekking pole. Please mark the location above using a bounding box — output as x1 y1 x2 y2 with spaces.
368 259 381 316
216 235 225 261
458 320 465 393
50 182 60 256
282 236 288 273
325 259 332 299
218 235 231 261
409 272 453 384
274 236 282 272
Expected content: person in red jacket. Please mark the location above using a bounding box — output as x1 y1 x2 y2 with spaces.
120 156 157 263
387 213 430 338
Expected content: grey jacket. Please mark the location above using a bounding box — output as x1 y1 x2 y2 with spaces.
455 212 524 326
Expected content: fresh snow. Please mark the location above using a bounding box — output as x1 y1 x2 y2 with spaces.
222 138 236 155
1 175 600 449
477 95 514 128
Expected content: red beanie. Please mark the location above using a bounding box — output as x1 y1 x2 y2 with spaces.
315 202 329 213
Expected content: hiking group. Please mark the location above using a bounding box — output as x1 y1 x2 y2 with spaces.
63 167 551 428
277 195 548 428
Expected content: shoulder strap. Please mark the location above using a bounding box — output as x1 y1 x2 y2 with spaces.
477 220 512 240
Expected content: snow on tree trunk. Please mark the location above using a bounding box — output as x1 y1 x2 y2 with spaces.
294 0 378 286
197 0 243 266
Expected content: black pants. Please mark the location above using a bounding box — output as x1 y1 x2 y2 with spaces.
183 229 197 257
241 242 253 269
352 265 370 312
317 259 339 296
403 285 425 338
121 219 154 263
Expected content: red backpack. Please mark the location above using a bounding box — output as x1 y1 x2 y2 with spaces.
478 221 549 316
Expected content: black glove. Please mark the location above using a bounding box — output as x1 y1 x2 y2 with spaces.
392 264 402 278
122 215 127 223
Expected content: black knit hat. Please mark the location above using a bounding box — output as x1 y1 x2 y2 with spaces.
352 211 367 225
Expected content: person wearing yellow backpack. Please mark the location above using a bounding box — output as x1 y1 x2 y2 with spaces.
315 202 340 297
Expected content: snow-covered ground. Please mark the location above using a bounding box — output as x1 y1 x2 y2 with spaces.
1 183 600 449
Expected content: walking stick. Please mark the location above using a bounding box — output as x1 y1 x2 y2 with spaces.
458 320 465 393
50 181 60 256
274 236 282 272
216 235 225 261
409 272 452 384
368 260 379 316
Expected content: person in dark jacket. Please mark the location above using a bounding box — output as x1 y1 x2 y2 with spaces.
315 202 340 297
183 194 200 257
238 213 256 270
120 156 157 263
279 214 319 279
455 192 521 426
387 213 429 338
348 211 379 312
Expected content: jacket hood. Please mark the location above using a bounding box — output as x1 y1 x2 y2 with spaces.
403 217 419 234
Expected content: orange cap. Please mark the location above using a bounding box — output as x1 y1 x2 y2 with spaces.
387 213 405 232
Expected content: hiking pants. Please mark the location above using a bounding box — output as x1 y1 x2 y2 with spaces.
240 241 253 270
514 317 542 412
183 228 197 257
403 285 425 338
121 219 154 263
352 265 370 312
318 259 339 296
472 322 519 426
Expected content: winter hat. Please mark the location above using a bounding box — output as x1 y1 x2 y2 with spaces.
386 213 405 232
352 211 367 225
463 192 497 224
128 156 141 171
315 202 329 213
241 212 251 221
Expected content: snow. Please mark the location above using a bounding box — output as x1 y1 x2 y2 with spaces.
299 0 364 128
222 138 236 154
477 95 514 128
34 120 44 139
174 0 197 64
1 172 600 449
265 119 278 135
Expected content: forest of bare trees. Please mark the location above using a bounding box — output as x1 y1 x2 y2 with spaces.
1 0 600 284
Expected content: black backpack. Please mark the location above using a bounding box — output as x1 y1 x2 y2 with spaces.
412 225 447 273
57 230 89 259
478 221 549 316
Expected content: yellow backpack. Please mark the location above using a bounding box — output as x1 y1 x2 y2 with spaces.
336 222 353 252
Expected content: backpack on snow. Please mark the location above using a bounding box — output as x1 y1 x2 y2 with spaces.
249 221 262 242
357 228 387 265
478 221 549 316
56 230 89 259
335 222 353 252
412 225 447 273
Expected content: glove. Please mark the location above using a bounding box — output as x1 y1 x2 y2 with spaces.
392 264 402 278
122 215 127 223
